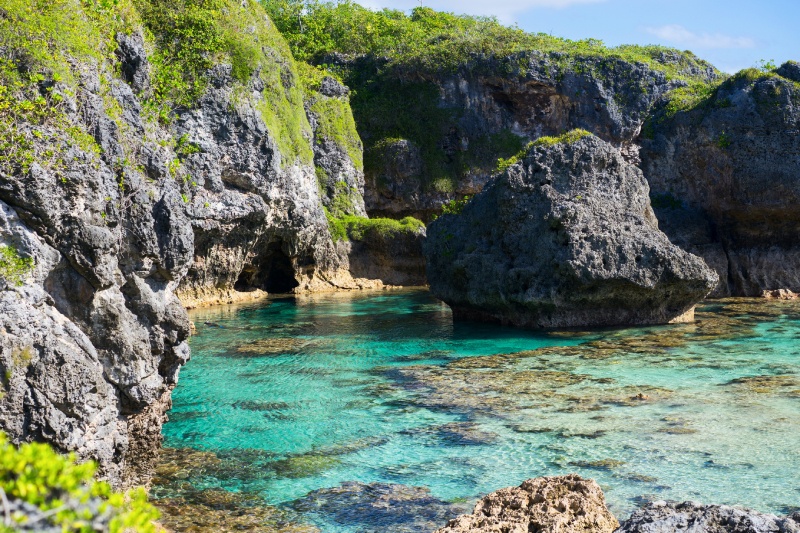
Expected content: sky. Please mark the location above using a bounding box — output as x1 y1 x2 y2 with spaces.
356 0 799 73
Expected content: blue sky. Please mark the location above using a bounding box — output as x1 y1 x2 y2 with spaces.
357 0 799 73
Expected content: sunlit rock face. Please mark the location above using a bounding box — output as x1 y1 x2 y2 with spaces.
435 475 619 533
640 63 800 297
425 135 718 329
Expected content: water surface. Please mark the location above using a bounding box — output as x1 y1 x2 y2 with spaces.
155 290 800 532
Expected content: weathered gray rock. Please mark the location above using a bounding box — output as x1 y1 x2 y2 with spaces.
345 221 427 286
776 61 800 83
350 50 720 219
305 76 367 218
435 475 619 533
640 65 800 296
173 63 348 306
616 501 800 533
0 12 362 487
0 41 192 485
425 134 718 328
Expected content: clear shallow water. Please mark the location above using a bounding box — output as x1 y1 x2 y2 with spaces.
156 290 800 531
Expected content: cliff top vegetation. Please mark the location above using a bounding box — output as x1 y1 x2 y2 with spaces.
262 0 718 81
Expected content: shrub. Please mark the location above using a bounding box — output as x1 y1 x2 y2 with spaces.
0 246 34 287
495 129 591 172
0 432 159 532
325 212 425 242
440 195 472 216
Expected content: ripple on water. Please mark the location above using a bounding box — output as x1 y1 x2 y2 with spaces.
157 291 800 532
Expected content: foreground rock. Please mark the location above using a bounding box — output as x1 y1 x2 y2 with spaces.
435 475 618 533
617 501 800 533
425 134 718 329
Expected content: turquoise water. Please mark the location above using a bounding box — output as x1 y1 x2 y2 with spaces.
157 290 800 531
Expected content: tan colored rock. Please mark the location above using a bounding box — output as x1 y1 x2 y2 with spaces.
434 475 619 533
762 288 799 300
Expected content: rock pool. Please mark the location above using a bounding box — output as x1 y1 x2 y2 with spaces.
154 290 800 532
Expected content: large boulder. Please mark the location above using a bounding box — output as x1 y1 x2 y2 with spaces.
435 475 619 533
617 501 800 533
425 134 718 329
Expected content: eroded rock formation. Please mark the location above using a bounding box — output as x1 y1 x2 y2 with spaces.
435 475 619 533
0 1 378 487
616 501 800 533
348 51 719 220
640 64 800 296
425 134 718 328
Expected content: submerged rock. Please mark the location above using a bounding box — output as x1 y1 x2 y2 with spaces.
616 501 800 533
435 475 619 533
425 134 718 329
156 489 319 533
293 481 468 532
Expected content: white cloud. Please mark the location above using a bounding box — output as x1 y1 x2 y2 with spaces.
358 0 606 22
644 24 755 49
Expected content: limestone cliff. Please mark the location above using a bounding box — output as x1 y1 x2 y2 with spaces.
337 50 719 220
0 0 367 486
640 65 800 296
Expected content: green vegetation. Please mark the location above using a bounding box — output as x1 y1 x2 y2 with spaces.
262 1 718 190
716 131 732 149
0 432 159 532
0 0 125 176
643 62 800 141
0 246 34 287
532 128 592 147
327 181 361 217
495 129 592 172
262 1 716 80
309 96 363 171
137 0 314 165
325 212 424 242
0 0 317 171
439 195 473 217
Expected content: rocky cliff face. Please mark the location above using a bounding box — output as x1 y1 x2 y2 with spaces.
0 47 192 487
0 0 375 486
345 51 719 220
640 64 800 296
425 134 718 328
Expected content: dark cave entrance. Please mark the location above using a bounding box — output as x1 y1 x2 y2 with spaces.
234 241 300 294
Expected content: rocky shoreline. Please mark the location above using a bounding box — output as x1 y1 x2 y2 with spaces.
436 476 800 533
0 2 798 529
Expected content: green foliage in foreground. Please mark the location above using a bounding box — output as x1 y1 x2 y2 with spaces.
495 129 591 172
0 246 34 287
325 211 424 242
0 432 159 532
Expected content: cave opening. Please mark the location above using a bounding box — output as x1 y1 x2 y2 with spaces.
234 240 300 294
